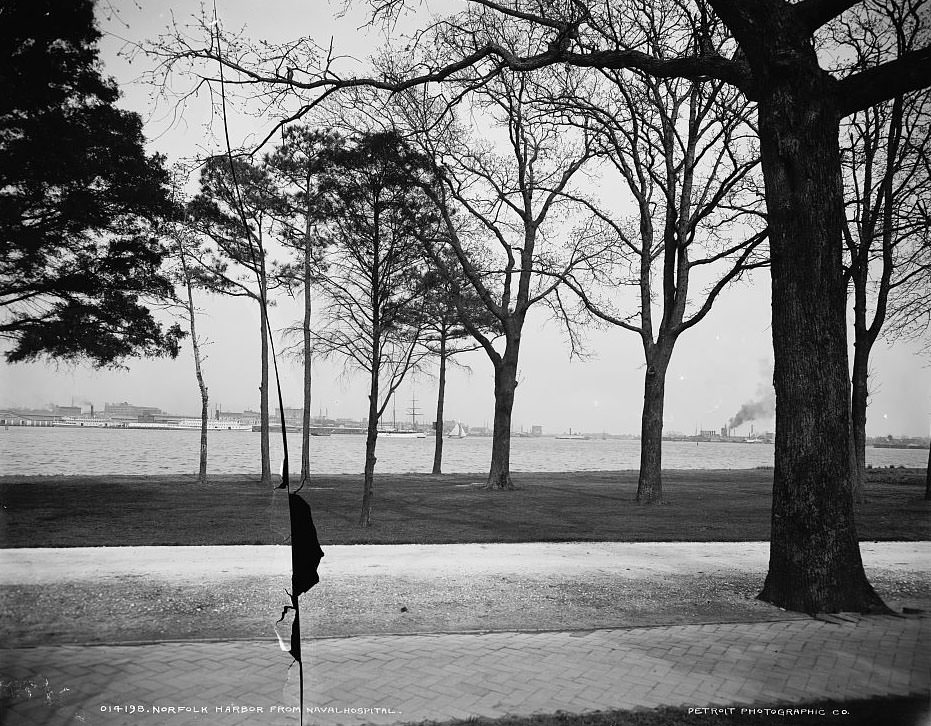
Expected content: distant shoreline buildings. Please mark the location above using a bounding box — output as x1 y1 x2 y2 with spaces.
0 403 926 448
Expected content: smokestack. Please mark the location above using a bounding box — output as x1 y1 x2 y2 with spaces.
90 404 94 418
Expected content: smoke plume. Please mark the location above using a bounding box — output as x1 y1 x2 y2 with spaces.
728 361 776 430
728 393 775 429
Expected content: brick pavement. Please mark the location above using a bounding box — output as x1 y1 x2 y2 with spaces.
2 614 928 726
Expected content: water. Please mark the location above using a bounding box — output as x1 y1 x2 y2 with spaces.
0 427 926 476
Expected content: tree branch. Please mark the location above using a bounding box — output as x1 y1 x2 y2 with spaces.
794 0 861 34
837 47 931 117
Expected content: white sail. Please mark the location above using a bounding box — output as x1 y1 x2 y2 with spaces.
447 421 467 438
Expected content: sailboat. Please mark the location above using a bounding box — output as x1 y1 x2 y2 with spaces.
447 421 467 439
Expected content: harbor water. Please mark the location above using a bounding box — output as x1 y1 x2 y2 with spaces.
1 427 926 476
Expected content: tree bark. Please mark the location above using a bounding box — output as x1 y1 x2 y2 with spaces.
850 325 870 504
361 362 379 527
432 333 447 475
754 55 888 613
487 338 519 490
300 236 313 485
182 276 209 485
637 350 671 504
259 299 272 486
195 355 208 485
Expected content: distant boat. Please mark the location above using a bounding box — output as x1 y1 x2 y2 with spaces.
556 428 589 440
380 430 426 439
177 419 252 431
447 421 467 439
379 391 427 438
59 416 123 428
743 437 764 444
310 430 332 437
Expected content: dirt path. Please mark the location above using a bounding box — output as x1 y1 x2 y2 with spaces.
4 541 927 583
1 542 928 647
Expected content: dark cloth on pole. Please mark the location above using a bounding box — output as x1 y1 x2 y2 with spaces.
290 596 302 663
278 493 324 664
289 493 324 596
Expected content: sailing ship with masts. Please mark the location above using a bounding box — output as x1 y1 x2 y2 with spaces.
379 392 426 438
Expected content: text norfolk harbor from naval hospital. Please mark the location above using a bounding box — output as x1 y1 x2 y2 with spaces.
98 703 400 716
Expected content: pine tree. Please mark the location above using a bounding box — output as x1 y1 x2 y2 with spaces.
0 0 182 366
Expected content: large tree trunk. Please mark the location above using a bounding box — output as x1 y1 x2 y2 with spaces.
432 335 447 475
755 62 888 614
487 339 519 490
637 350 671 504
361 366 379 527
259 301 272 486
300 242 313 485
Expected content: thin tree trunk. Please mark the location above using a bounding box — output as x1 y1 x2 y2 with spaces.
487 340 519 490
849 227 872 505
925 439 930 501
637 351 670 504
300 236 313 485
755 70 888 614
183 277 208 485
432 334 447 475
850 326 870 504
848 94 901 506
259 300 271 486
361 362 379 527
194 347 208 485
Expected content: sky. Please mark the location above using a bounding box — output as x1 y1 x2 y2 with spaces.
1 0 929 437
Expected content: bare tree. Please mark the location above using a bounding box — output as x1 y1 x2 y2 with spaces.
834 0 931 502
415 259 498 475
415 69 604 489
551 13 765 503
266 127 340 485
169 220 211 484
145 0 931 613
161 170 214 484
311 131 430 526
187 156 285 486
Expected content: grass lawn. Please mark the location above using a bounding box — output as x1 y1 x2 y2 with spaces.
1 468 927 547
428 697 930 726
